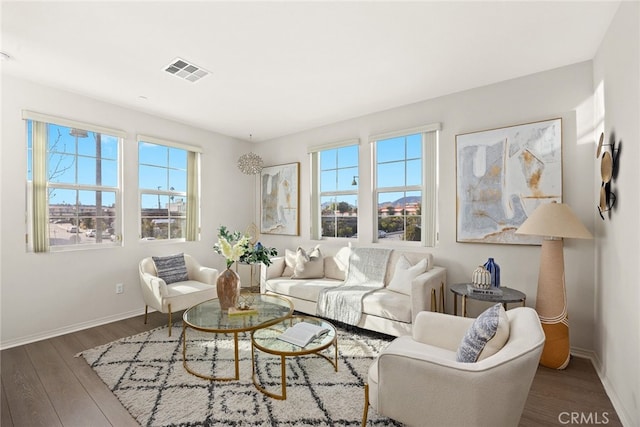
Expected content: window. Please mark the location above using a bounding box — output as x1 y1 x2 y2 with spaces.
373 124 439 246
310 140 359 239
138 136 200 241
24 111 123 252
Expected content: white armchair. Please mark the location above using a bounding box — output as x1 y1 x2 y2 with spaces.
139 254 218 336
363 307 545 427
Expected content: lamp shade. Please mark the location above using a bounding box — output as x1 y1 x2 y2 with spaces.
515 202 592 239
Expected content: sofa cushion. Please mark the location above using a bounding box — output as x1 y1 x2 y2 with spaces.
362 289 412 323
152 253 189 284
282 249 297 276
384 251 433 285
324 246 351 280
265 278 343 302
456 303 509 362
292 246 324 279
386 255 428 295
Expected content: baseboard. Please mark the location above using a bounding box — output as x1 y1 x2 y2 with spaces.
571 346 633 427
0 308 146 350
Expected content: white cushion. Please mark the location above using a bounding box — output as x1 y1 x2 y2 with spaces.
282 249 297 277
292 246 324 279
456 303 510 362
324 246 351 280
386 255 428 295
264 278 343 301
362 289 412 323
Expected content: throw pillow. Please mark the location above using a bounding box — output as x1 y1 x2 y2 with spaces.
386 255 428 295
292 246 324 279
456 303 510 363
478 304 510 361
152 253 189 285
282 249 297 277
324 245 351 280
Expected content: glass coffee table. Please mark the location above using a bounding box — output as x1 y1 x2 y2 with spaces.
182 294 293 381
251 315 338 400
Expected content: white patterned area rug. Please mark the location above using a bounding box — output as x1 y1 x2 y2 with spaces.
80 322 401 426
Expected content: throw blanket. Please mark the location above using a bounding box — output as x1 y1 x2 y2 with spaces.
317 247 392 325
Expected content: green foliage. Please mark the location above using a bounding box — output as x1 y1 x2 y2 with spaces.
239 241 279 266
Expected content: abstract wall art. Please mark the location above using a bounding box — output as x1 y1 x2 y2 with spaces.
260 162 300 235
456 118 562 245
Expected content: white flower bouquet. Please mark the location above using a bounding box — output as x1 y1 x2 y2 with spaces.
213 226 250 269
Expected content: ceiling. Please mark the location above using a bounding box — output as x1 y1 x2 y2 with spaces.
1 1 620 142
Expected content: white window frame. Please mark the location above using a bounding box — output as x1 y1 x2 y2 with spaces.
137 135 202 242
309 139 360 240
371 123 440 247
23 110 125 252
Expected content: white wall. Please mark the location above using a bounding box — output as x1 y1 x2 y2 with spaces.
0 75 255 347
256 62 597 349
593 2 640 425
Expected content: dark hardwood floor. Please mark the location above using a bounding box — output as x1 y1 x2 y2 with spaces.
1 311 622 426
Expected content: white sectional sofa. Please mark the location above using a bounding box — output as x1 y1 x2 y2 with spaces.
260 245 446 336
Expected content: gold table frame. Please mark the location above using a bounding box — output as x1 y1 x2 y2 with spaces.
250 315 338 400
182 294 293 381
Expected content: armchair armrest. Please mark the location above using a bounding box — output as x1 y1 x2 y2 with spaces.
190 265 219 285
140 272 169 299
410 266 446 321
260 257 286 292
412 311 473 351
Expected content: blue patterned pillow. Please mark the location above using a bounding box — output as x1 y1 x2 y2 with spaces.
152 253 189 284
456 303 503 363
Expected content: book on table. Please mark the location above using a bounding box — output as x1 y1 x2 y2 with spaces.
467 284 503 296
277 321 331 347
228 306 258 316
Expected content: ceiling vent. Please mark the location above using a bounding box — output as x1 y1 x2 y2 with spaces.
163 58 210 83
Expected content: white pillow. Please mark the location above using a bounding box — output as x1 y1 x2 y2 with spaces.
386 255 428 295
324 246 351 280
292 246 324 279
282 249 297 277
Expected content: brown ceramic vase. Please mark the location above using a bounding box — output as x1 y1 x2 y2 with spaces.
216 268 240 310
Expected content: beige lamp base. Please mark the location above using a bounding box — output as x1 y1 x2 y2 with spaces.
536 238 571 369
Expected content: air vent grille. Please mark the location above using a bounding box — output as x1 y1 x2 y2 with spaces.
164 58 210 83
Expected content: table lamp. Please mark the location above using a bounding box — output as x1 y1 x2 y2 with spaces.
515 201 592 369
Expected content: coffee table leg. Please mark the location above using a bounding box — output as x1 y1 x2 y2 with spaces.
182 323 187 369
183 329 241 381
280 354 287 400
233 331 240 380
251 346 287 400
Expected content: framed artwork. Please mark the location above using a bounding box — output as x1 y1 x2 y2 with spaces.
260 162 300 235
456 118 562 245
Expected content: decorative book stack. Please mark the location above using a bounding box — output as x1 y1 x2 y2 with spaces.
228 306 258 316
467 284 503 296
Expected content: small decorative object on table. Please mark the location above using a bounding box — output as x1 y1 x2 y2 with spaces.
228 305 258 316
483 257 501 288
471 265 491 289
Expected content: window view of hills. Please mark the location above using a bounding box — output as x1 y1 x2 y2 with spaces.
321 195 421 240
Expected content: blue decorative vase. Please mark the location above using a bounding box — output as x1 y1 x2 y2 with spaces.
483 258 501 288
